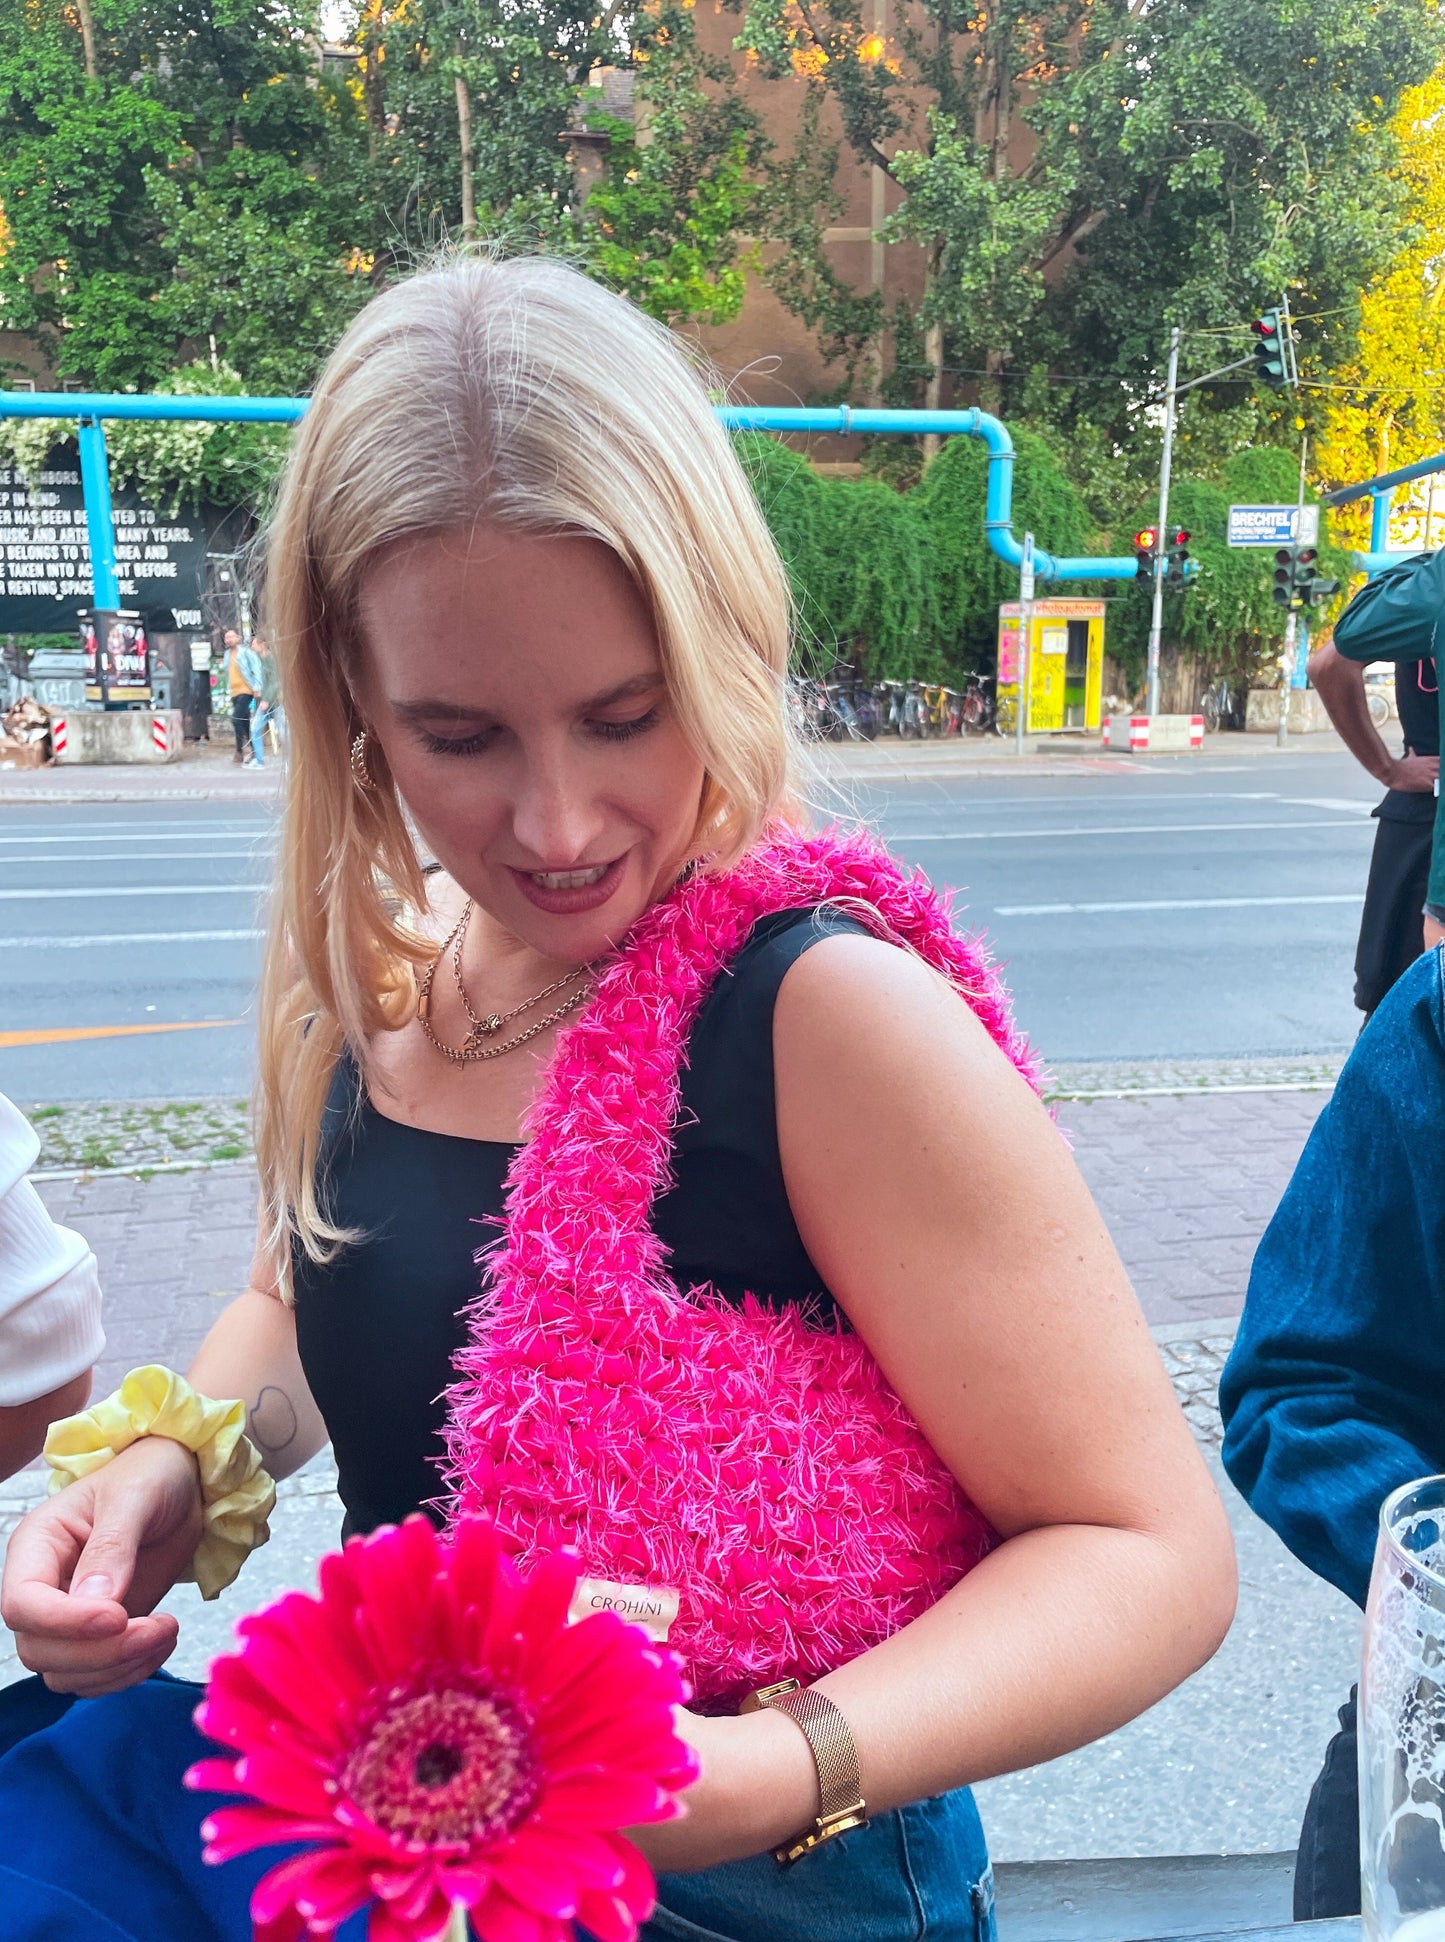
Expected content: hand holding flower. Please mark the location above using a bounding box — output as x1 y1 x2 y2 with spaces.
186 1517 700 1942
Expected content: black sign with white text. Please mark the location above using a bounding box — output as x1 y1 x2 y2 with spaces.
0 444 216 635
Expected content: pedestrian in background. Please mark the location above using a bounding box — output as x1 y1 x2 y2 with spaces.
0 1090 103 1483
1307 624 1437 1017
248 634 283 768
222 627 263 766
1332 549 1445 949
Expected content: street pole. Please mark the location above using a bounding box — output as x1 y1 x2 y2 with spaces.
1277 432 1308 749
1016 531 1035 757
1146 326 1181 719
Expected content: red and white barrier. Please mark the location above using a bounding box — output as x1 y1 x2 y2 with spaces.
50 716 68 758
151 713 170 757
1101 713 1205 753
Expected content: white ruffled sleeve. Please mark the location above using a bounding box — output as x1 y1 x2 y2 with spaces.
0 1093 105 1406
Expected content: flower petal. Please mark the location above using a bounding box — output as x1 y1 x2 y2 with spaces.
251 1848 362 1929
508 1823 626 1891
468 1890 564 1942
291 1849 376 1930
347 1517 446 1677
533 1770 671 1832
236 1744 341 1820
199 1802 339 1865
487 1849 581 1920
183 1756 243 1797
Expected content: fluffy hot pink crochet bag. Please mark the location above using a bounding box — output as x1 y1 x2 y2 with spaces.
444 824 1041 1708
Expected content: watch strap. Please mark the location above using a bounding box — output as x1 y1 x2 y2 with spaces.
741 1678 868 1863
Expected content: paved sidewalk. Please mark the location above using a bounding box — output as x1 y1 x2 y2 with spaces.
0 1081 1354 1861
0 725 1354 800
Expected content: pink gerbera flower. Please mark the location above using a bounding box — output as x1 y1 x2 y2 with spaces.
185 1516 699 1942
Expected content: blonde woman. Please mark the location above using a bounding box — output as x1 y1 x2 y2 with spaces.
0 257 1235 1942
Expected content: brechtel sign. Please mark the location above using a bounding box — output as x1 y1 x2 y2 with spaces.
1227 503 1321 549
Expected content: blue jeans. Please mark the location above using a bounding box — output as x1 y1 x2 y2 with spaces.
0 1675 993 1942
640 1790 995 1941
250 703 282 766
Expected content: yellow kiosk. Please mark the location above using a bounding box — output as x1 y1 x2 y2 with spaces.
997 599 1106 732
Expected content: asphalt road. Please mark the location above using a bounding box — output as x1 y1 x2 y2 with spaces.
0 746 1383 1100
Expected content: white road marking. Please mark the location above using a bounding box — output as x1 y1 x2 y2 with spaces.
895 818 1373 841
3 849 270 866
0 827 270 843
0 929 264 948
996 893 1366 916
0 884 265 900
1278 797 1378 814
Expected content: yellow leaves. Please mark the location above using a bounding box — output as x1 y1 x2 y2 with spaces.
791 44 828 76
858 33 885 62
1316 60 1445 525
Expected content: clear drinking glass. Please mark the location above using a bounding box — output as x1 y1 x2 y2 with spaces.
1361 1476 1445 1942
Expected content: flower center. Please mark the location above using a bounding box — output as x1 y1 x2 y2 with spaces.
341 1677 540 1848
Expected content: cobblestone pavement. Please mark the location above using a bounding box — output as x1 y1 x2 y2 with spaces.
0 1080 1347 1859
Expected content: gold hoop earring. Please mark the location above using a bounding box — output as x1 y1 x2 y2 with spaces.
350 731 374 789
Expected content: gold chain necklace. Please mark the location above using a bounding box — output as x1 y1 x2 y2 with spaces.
416 900 593 1064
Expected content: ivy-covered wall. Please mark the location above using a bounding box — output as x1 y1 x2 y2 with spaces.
737 427 1097 682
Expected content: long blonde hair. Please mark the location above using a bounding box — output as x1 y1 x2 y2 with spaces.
257 253 803 1283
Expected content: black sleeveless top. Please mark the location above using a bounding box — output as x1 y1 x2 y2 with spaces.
293 907 865 1537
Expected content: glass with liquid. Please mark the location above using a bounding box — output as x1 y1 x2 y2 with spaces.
1361 1477 1445 1940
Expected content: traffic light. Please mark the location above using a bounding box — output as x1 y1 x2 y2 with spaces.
1134 526 1158 582
1272 545 1340 610
1165 527 1191 590
1252 309 1288 389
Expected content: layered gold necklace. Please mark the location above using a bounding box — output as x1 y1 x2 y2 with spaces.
416 900 592 1064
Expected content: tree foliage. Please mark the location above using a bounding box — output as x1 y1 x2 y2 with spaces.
1313 61 1445 547
736 424 1093 680
732 0 1442 443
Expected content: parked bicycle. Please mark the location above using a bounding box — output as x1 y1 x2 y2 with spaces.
1199 675 1243 733
959 670 999 736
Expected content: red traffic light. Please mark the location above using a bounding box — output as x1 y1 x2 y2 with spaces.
1296 547 1318 567
1169 528 1190 547
1134 527 1158 550
1252 316 1280 340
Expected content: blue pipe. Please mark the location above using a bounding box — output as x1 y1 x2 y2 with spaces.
1324 451 1445 510
719 404 1139 581
0 392 305 424
75 417 120 612
1369 489 1392 557
3 392 1139 601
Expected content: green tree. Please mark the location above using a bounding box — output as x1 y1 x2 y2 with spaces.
0 1 374 390
581 7 763 328
1038 0 1443 456
729 0 1441 455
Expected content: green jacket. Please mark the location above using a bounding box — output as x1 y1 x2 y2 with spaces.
254 652 282 711
1334 550 1445 906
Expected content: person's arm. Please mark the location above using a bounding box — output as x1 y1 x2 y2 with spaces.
1307 641 1437 790
636 936 1237 1871
0 1093 105 1483
0 1237 328 1697
0 1372 91 1481
1220 953 1445 1608
1334 551 1445 665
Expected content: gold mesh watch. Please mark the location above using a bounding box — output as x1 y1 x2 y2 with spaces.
740 1677 868 1864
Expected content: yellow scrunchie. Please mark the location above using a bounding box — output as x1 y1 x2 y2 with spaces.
43 1365 276 1600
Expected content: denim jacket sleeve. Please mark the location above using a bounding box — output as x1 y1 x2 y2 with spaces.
1220 949 1445 1609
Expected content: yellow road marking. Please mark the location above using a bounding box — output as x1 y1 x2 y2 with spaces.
0 1020 242 1049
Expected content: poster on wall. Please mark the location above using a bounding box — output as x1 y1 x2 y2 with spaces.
80 610 151 705
0 443 222 636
